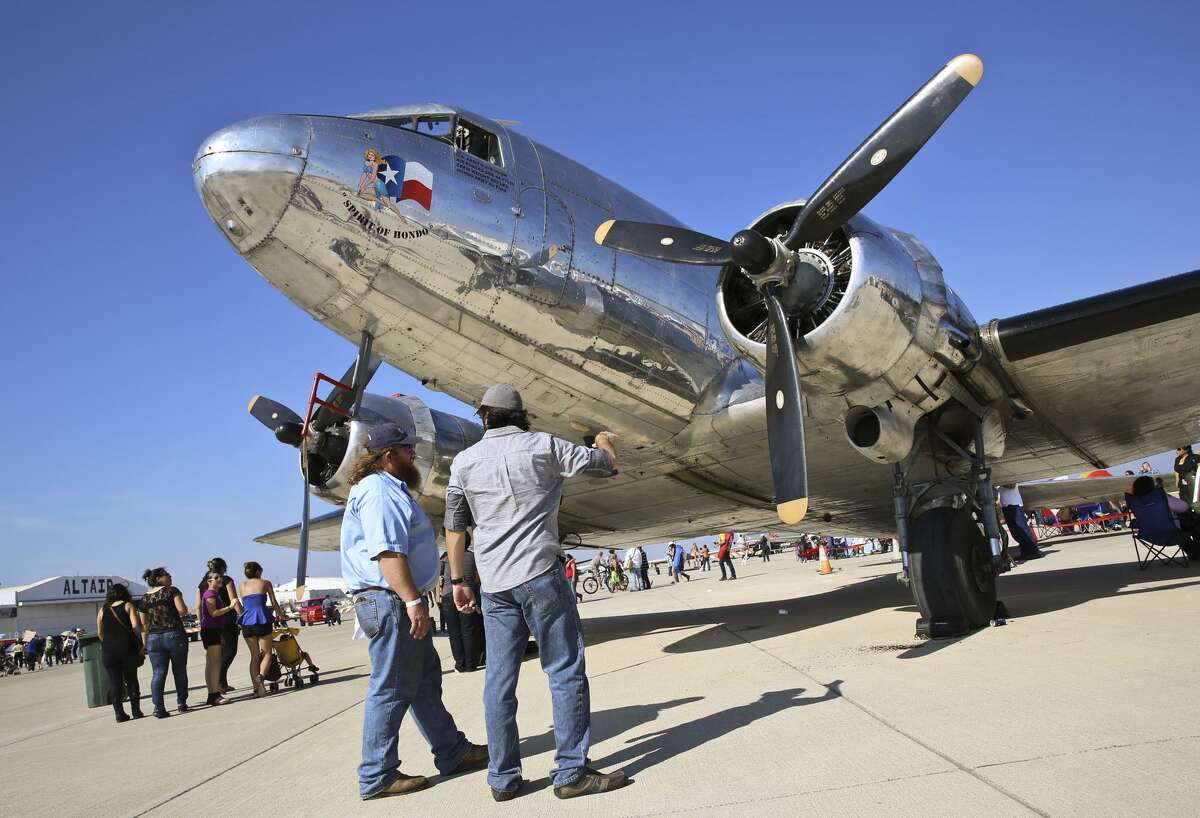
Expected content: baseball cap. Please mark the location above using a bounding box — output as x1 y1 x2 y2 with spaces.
477 383 524 413
365 422 411 453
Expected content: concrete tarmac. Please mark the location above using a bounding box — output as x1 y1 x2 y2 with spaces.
3 531 1198 816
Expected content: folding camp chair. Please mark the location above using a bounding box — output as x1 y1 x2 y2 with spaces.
1124 489 1190 570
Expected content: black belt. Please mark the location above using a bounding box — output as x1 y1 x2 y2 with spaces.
351 586 396 596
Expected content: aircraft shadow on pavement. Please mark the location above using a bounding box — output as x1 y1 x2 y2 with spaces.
580 553 1200 659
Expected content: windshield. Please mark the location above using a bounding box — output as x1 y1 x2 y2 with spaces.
363 114 454 143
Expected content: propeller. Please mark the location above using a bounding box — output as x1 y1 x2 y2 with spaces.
594 54 984 523
247 333 380 597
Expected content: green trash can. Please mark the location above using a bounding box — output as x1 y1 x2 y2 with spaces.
81 634 110 709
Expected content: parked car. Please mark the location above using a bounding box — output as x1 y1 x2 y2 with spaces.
297 598 326 626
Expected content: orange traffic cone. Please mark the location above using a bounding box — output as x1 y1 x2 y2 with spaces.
817 542 834 575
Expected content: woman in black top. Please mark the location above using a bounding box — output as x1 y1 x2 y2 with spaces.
96 583 145 722
137 567 190 718
1176 446 1198 505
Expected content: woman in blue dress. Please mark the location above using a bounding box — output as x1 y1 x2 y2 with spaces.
238 561 284 697
356 147 409 220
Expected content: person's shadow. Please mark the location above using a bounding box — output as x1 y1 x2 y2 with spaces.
590 683 842 778
517 696 704 757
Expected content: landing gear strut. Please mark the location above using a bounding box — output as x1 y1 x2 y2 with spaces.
905 414 1008 638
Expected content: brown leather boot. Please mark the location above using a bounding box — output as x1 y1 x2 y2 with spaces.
360 772 429 800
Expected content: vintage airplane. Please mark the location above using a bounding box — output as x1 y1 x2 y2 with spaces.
194 53 1200 636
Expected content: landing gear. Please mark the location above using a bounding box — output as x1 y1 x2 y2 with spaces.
909 505 997 637
897 404 1011 638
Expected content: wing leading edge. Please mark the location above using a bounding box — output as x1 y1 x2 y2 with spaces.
254 509 344 550
983 269 1200 472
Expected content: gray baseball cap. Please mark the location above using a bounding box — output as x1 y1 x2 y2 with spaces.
477 383 524 412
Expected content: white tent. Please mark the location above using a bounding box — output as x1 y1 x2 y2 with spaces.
274 577 347 605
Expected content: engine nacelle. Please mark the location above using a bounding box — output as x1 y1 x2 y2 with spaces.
716 201 985 463
303 393 483 507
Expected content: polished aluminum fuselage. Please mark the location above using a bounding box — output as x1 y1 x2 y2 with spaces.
193 104 1113 545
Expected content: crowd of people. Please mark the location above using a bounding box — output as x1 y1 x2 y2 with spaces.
87 557 291 722
2 630 82 674
569 531 894 598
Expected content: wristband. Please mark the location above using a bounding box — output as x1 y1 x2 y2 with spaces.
450 577 465 586
404 598 424 609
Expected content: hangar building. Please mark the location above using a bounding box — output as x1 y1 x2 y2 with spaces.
0 576 148 636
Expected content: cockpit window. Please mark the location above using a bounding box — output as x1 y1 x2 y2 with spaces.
364 114 453 142
415 115 453 138
454 119 503 166
360 114 502 165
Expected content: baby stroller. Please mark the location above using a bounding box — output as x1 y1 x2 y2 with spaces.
263 626 320 692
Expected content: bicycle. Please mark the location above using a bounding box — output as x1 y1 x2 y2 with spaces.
581 575 600 595
606 571 629 592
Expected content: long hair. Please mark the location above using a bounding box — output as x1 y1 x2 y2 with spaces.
105 583 131 605
348 449 387 486
480 407 530 431
200 557 229 591
143 567 169 586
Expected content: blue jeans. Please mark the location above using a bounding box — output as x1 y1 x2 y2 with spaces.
354 590 470 798
1003 505 1040 556
482 566 590 790
629 568 642 591
146 630 188 712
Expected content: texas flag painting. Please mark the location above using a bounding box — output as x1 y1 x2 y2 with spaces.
379 155 433 210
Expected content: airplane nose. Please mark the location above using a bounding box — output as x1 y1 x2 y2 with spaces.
192 116 311 253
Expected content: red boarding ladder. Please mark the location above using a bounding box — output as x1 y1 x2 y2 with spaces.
300 372 352 440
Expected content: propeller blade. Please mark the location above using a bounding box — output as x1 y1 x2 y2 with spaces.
595 220 732 265
763 290 809 524
311 352 382 431
784 53 983 248
248 395 303 434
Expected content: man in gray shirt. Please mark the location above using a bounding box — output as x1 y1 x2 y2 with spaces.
445 384 629 802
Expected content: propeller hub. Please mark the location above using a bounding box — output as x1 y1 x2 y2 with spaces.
274 422 304 446
730 229 776 275
778 247 835 316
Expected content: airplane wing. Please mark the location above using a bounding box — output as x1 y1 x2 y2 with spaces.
1017 473 1178 509
983 269 1200 477
255 509 344 550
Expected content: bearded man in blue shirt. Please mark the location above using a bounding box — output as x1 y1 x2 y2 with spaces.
341 422 488 800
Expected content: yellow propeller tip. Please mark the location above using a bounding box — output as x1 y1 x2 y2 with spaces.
247 395 261 413
948 53 983 87
594 219 615 246
777 498 809 525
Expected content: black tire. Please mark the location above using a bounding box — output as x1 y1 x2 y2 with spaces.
295 675 303 688
616 575 629 592
270 682 278 693
582 577 598 595
909 505 997 635
310 674 319 685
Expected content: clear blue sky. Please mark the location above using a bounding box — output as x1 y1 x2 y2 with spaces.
1 1 1197 586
